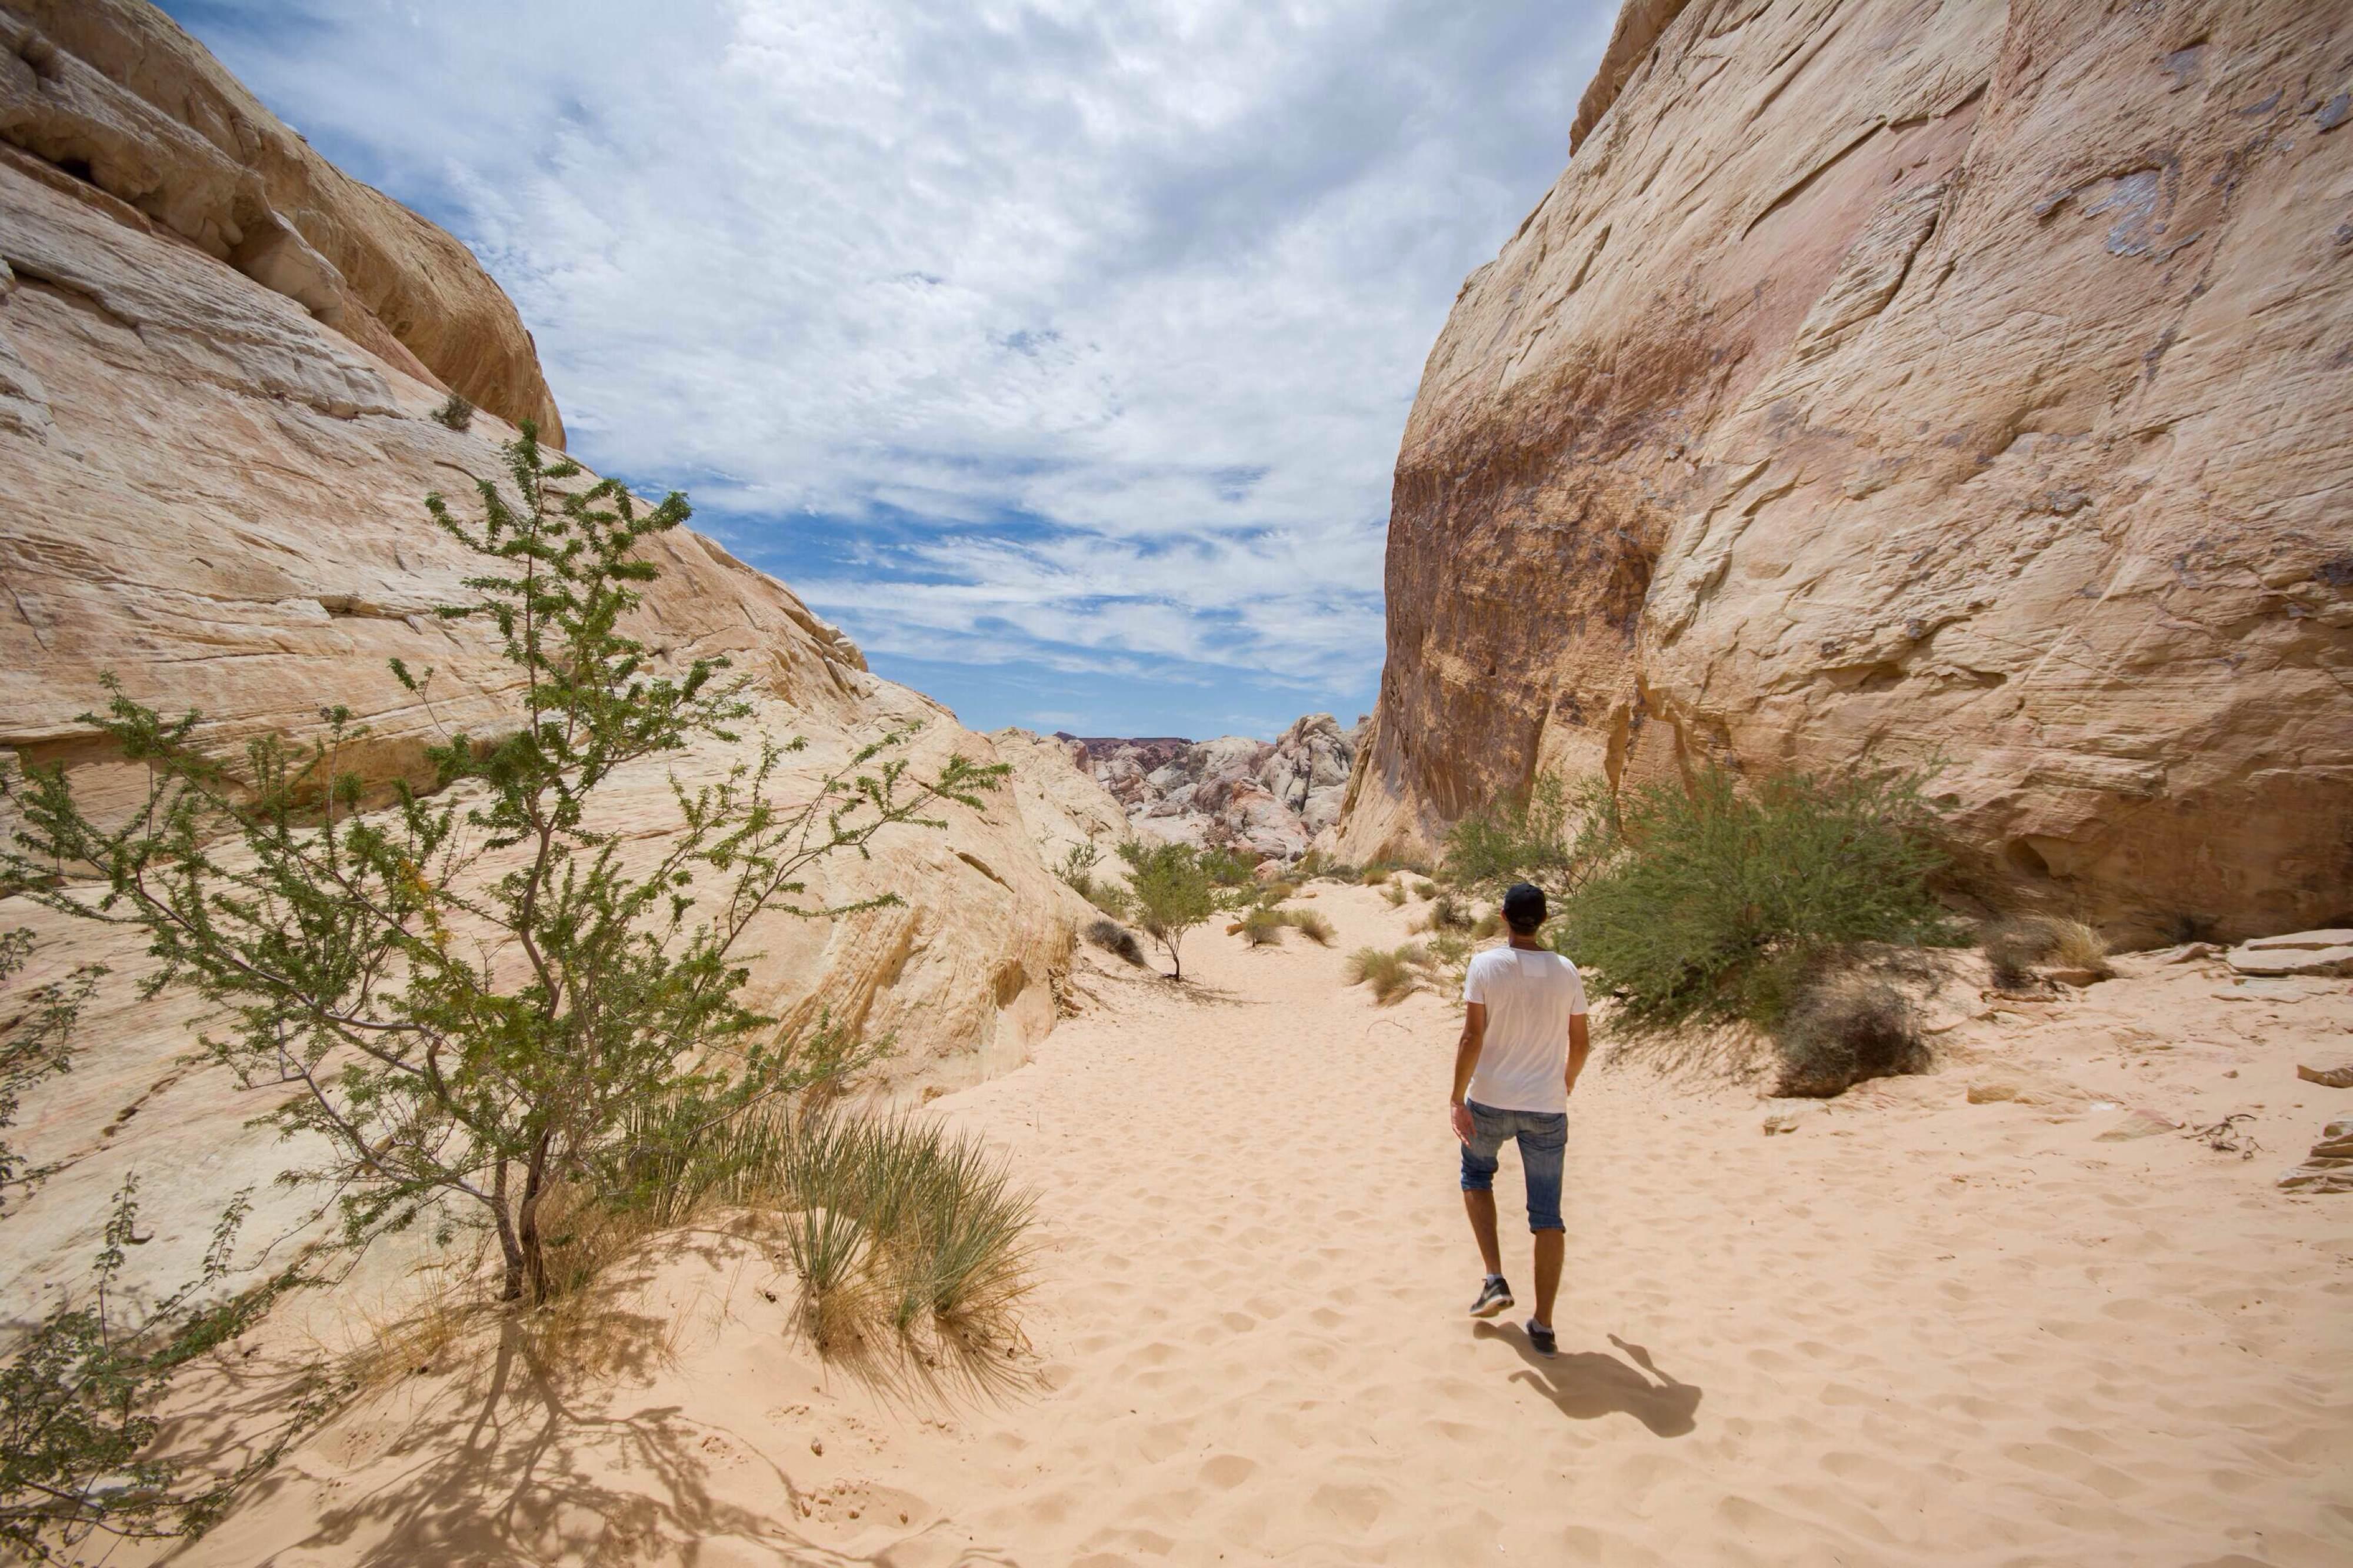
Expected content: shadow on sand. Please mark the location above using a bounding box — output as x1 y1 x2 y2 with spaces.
1472 1324 1702 1437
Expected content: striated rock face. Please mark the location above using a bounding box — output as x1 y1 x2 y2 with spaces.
1338 0 2353 942
0 0 562 438
1067 714 1362 862
0 48 1073 1307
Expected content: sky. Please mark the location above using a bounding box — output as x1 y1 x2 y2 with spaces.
161 1 1614 740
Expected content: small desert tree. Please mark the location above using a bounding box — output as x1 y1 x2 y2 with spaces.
4 424 1002 1304
1115 840 1217 980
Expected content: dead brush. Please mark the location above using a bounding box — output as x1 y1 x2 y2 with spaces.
1084 916 1147 966
1981 915 2113 990
1345 943 1428 1005
1281 909 1335 946
1771 970 1928 1097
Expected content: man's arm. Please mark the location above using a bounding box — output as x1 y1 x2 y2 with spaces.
1449 1003 1487 1143
1565 1012 1591 1099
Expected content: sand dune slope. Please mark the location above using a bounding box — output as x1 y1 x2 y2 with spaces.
182 886 2352 1566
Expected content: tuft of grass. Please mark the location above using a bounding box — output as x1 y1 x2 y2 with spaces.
1772 971 1928 1097
1281 909 1335 946
1084 917 1146 966
1360 865 1392 886
1558 763 1959 1033
1471 911 1502 940
1382 881 1408 908
1412 880 1438 900
1239 907 1287 947
1344 945 1426 1005
429 391 475 431
1981 915 2112 990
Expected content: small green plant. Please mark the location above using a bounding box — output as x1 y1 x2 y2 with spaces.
1239 907 1287 947
1056 838 1105 898
1116 839 1219 980
1412 880 1438 901
1359 863 1393 886
1281 909 1335 946
1556 763 1958 1032
1194 845 1261 888
0 1182 296 1564
428 391 475 431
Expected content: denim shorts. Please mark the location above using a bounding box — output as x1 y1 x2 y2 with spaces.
1458 1100 1567 1233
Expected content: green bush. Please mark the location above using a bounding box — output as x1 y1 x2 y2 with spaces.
1116 840 1219 980
1239 907 1287 947
1555 765 1958 1031
1442 774 1614 897
428 391 475 431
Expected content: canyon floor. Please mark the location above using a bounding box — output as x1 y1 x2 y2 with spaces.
170 885 2350 1567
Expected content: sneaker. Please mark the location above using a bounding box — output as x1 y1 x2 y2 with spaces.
1469 1277 1514 1318
1525 1318 1557 1357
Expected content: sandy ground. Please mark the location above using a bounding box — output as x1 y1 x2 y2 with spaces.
171 884 2352 1567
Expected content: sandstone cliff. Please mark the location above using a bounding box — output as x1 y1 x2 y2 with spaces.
1337 0 2353 942
0 0 562 438
0 8 1074 1308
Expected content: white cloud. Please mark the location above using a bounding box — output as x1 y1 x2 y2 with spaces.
165 0 1612 733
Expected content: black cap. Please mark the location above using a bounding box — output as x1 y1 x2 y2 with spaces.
1501 882 1547 932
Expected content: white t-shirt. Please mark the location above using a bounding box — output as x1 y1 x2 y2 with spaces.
1461 946 1588 1114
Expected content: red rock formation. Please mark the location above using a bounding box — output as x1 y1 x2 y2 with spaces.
1337 0 2353 942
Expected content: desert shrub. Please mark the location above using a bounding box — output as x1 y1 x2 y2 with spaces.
1471 911 1502 940
1344 944 1428 1005
1259 880 1298 904
429 391 475 431
1056 838 1105 898
1083 918 1146 967
1412 880 1438 901
1195 845 1260 887
1556 764 1958 1032
1 1183 298 1565
1772 972 1928 1097
1427 893 1474 932
1382 880 1408 908
1116 839 1219 980
1281 909 1335 946
1359 863 1393 886
1239 907 1287 947
3 425 1004 1306
1084 880 1134 920
1442 774 1614 897
1981 915 2112 990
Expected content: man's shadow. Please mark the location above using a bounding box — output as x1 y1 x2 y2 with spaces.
1471 1325 1701 1437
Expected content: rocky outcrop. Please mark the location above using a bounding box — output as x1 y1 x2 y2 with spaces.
0 0 562 438
1068 714 1362 862
0 33 1072 1309
1338 0 2353 943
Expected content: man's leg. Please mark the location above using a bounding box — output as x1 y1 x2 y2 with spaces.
1519 1115 1569 1329
1462 1189 1503 1276
1532 1228 1564 1326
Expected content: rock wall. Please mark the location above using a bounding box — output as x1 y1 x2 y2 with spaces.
1337 0 2353 943
0 29 1074 1307
0 0 563 439
1071 714 1362 862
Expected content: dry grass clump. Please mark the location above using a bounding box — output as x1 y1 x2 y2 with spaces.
1981 915 2112 989
1359 864 1393 886
1261 880 1298 903
1471 911 1502 940
1412 880 1439 901
1382 881 1408 908
1084 916 1147 966
1239 907 1288 947
1345 944 1431 1005
1418 893 1474 932
429 391 475 431
1772 972 1928 1097
1281 909 1335 946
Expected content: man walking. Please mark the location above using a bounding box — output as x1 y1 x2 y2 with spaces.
1448 882 1589 1357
